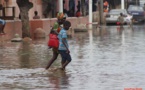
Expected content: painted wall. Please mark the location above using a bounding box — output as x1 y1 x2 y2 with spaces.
0 0 81 20
2 16 88 41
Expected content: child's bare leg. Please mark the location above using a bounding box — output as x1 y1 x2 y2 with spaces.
62 61 71 70
130 22 133 28
61 60 65 69
129 23 131 28
120 24 124 29
45 49 59 70
2 24 5 33
117 24 120 31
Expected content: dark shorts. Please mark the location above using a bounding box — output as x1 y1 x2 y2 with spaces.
59 50 72 62
0 19 6 25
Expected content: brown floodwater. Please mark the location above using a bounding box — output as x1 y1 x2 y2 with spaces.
0 25 145 90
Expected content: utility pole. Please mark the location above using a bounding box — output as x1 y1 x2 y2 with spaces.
89 0 92 24
59 0 63 13
121 0 125 9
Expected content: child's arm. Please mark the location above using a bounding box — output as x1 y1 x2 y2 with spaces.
54 30 59 35
50 28 59 35
62 38 70 53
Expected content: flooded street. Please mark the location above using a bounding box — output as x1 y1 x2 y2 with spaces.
0 25 145 90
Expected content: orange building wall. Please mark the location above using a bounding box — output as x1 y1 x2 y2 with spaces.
2 16 88 41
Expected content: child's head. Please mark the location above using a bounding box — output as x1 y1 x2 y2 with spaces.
120 13 123 16
57 12 66 25
63 21 71 30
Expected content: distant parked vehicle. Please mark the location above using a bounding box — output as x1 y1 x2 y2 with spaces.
127 5 145 22
139 0 145 8
106 9 132 24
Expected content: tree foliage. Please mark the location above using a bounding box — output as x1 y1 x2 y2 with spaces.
16 0 33 8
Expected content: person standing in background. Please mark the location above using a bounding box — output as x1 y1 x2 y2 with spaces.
117 13 124 29
68 0 75 16
33 11 40 19
0 19 6 34
76 1 81 17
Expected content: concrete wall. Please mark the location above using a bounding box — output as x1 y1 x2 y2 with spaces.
2 16 88 41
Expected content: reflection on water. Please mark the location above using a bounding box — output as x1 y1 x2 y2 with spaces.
0 25 145 90
19 42 31 68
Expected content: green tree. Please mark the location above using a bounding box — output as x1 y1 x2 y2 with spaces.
16 0 33 38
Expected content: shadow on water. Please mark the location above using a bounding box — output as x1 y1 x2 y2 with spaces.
0 25 145 89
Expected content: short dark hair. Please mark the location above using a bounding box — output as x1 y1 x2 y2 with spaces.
120 13 123 16
63 20 71 27
34 11 38 15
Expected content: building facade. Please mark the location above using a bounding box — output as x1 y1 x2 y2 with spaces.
0 0 86 20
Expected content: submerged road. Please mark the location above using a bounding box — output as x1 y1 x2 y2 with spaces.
0 25 145 90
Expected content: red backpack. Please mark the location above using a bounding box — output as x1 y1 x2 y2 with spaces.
48 34 59 48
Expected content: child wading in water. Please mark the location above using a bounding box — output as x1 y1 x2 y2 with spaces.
45 12 66 70
58 21 71 70
117 13 124 30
